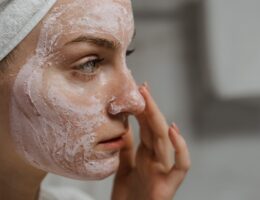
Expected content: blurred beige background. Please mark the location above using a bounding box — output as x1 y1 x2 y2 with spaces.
43 0 260 199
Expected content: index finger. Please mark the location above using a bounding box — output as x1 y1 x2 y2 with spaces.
138 84 168 139
168 124 191 185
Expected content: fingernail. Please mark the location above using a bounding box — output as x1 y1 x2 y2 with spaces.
143 82 148 87
138 86 145 94
171 122 176 128
141 82 149 91
172 123 180 134
139 82 147 90
168 127 176 138
141 82 147 87
144 82 151 92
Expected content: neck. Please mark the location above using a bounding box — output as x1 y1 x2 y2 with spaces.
0 80 47 200
0 130 47 200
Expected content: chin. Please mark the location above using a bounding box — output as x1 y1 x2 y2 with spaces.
48 151 121 181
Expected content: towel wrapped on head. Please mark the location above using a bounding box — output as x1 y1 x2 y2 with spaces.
0 0 57 61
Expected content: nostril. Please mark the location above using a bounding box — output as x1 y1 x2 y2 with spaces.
108 101 124 115
107 89 145 116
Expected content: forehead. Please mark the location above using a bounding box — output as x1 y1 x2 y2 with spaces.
39 0 134 52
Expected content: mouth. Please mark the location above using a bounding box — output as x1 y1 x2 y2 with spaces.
97 133 126 151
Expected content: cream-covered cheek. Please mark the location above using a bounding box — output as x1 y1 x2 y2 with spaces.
10 56 119 180
9 0 135 180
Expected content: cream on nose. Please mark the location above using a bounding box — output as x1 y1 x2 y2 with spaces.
108 87 145 115
108 71 145 115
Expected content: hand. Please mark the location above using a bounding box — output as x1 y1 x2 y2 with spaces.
112 84 191 200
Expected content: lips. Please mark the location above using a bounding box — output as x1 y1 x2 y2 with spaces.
97 133 126 150
98 132 125 143
99 135 123 144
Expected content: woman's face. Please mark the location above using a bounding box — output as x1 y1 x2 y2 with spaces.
9 0 145 180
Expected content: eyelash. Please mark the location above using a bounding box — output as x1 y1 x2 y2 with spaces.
71 57 104 81
73 58 104 73
71 49 135 81
126 49 135 56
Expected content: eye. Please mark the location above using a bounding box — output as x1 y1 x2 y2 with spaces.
73 57 104 74
126 48 135 56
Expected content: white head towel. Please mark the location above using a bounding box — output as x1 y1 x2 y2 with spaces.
0 0 57 61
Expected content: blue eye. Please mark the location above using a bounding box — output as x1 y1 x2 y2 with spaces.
75 58 104 74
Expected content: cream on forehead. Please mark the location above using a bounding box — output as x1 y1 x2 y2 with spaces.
37 0 134 56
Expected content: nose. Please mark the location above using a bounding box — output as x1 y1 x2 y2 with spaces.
107 70 145 116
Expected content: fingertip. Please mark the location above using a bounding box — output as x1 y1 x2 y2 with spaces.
138 85 145 94
168 126 177 144
171 123 180 134
169 125 174 134
139 82 151 96
169 126 188 152
143 81 148 88
138 85 151 112
144 82 151 92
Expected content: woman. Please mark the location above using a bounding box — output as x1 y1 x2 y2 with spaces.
0 0 190 199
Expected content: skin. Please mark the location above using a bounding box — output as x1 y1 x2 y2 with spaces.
9 0 143 180
0 0 190 200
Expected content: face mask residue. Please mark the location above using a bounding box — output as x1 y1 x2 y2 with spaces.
9 0 136 180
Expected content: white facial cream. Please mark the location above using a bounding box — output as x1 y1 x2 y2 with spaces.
9 0 136 180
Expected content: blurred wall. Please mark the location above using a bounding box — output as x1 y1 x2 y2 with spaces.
43 1 260 199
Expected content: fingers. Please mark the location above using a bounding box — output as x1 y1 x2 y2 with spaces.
136 83 173 168
135 143 155 176
138 84 168 139
168 124 191 184
153 137 174 171
136 113 153 150
117 127 135 176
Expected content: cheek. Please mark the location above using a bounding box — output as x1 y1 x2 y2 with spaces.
10 58 118 179
46 73 108 136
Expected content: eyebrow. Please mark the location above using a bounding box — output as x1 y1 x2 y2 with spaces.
64 29 136 50
65 35 120 50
